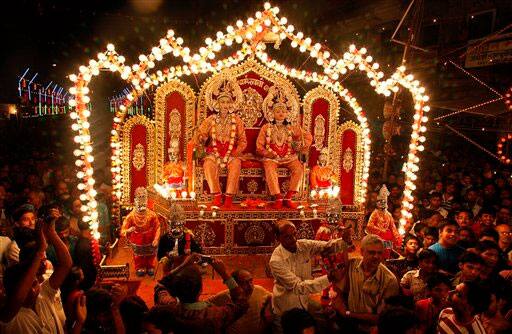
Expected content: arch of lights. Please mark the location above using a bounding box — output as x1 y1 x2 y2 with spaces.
67 2 429 239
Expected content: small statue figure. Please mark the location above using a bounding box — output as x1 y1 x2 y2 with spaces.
190 77 247 208
157 202 202 275
162 138 186 190
256 85 312 209
121 187 161 276
310 148 337 190
366 185 402 255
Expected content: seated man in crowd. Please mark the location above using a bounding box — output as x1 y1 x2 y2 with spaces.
429 221 464 275
154 254 249 333
437 281 491 334
331 234 399 333
208 269 272 334
269 219 353 331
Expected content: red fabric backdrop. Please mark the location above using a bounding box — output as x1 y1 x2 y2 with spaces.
339 129 356 205
129 124 149 202
308 98 330 166
165 92 186 162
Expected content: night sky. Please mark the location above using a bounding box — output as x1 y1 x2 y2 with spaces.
0 0 402 102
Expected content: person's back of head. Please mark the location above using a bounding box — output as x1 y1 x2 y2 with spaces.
281 308 316 334
55 216 70 232
169 264 202 304
377 306 417 334
119 295 149 334
479 228 499 243
78 219 90 233
465 281 491 315
143 305 176 334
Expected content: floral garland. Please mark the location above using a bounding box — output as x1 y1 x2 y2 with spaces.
211 114 237 167
266 124 293 158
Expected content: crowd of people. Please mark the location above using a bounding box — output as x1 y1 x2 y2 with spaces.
0 124 511 334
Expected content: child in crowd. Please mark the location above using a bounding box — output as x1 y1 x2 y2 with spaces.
452 251 485 287
401 249 438 301
415 272 451 334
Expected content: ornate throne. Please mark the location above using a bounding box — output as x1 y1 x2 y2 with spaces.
195 59 308 201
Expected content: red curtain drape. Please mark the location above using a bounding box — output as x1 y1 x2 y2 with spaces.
165 92 186 162
129 124 149 202
339 129 356 205
308 98 330 166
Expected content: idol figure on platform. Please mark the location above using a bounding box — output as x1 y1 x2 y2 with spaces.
190 77 247 208
121 187 161 276
162 138 186 189
157 202 202 275
310 148 337 191
256 86 312 209
366 185 402 255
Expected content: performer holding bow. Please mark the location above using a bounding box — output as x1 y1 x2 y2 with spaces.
190 77 247 208
366 185 402 255
256 85 312 209
121 187 161 276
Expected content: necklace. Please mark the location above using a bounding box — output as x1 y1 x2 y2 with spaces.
266 123 293 157
211 114 237 167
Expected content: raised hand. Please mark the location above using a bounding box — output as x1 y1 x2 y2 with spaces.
210 257 229 280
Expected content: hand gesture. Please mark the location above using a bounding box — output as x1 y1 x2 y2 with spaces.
75 293 87 325
125 226 136 235
152 239 159 248
111 283 127 307
183 253 201 266
210 258 228 280
49 208 61 220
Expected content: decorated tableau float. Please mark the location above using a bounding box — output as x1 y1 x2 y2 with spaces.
66 3 430 277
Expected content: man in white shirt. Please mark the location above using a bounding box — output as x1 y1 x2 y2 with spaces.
269 219 352 332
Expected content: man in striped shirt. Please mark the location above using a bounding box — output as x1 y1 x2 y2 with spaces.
437 281 491 334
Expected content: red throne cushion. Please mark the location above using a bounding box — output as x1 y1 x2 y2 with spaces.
241 159 262 168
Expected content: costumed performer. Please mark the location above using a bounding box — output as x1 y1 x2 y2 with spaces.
190 76 247 208
121 187 161 276
157 202 202 275
365 185 402 256
256 85 312 209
